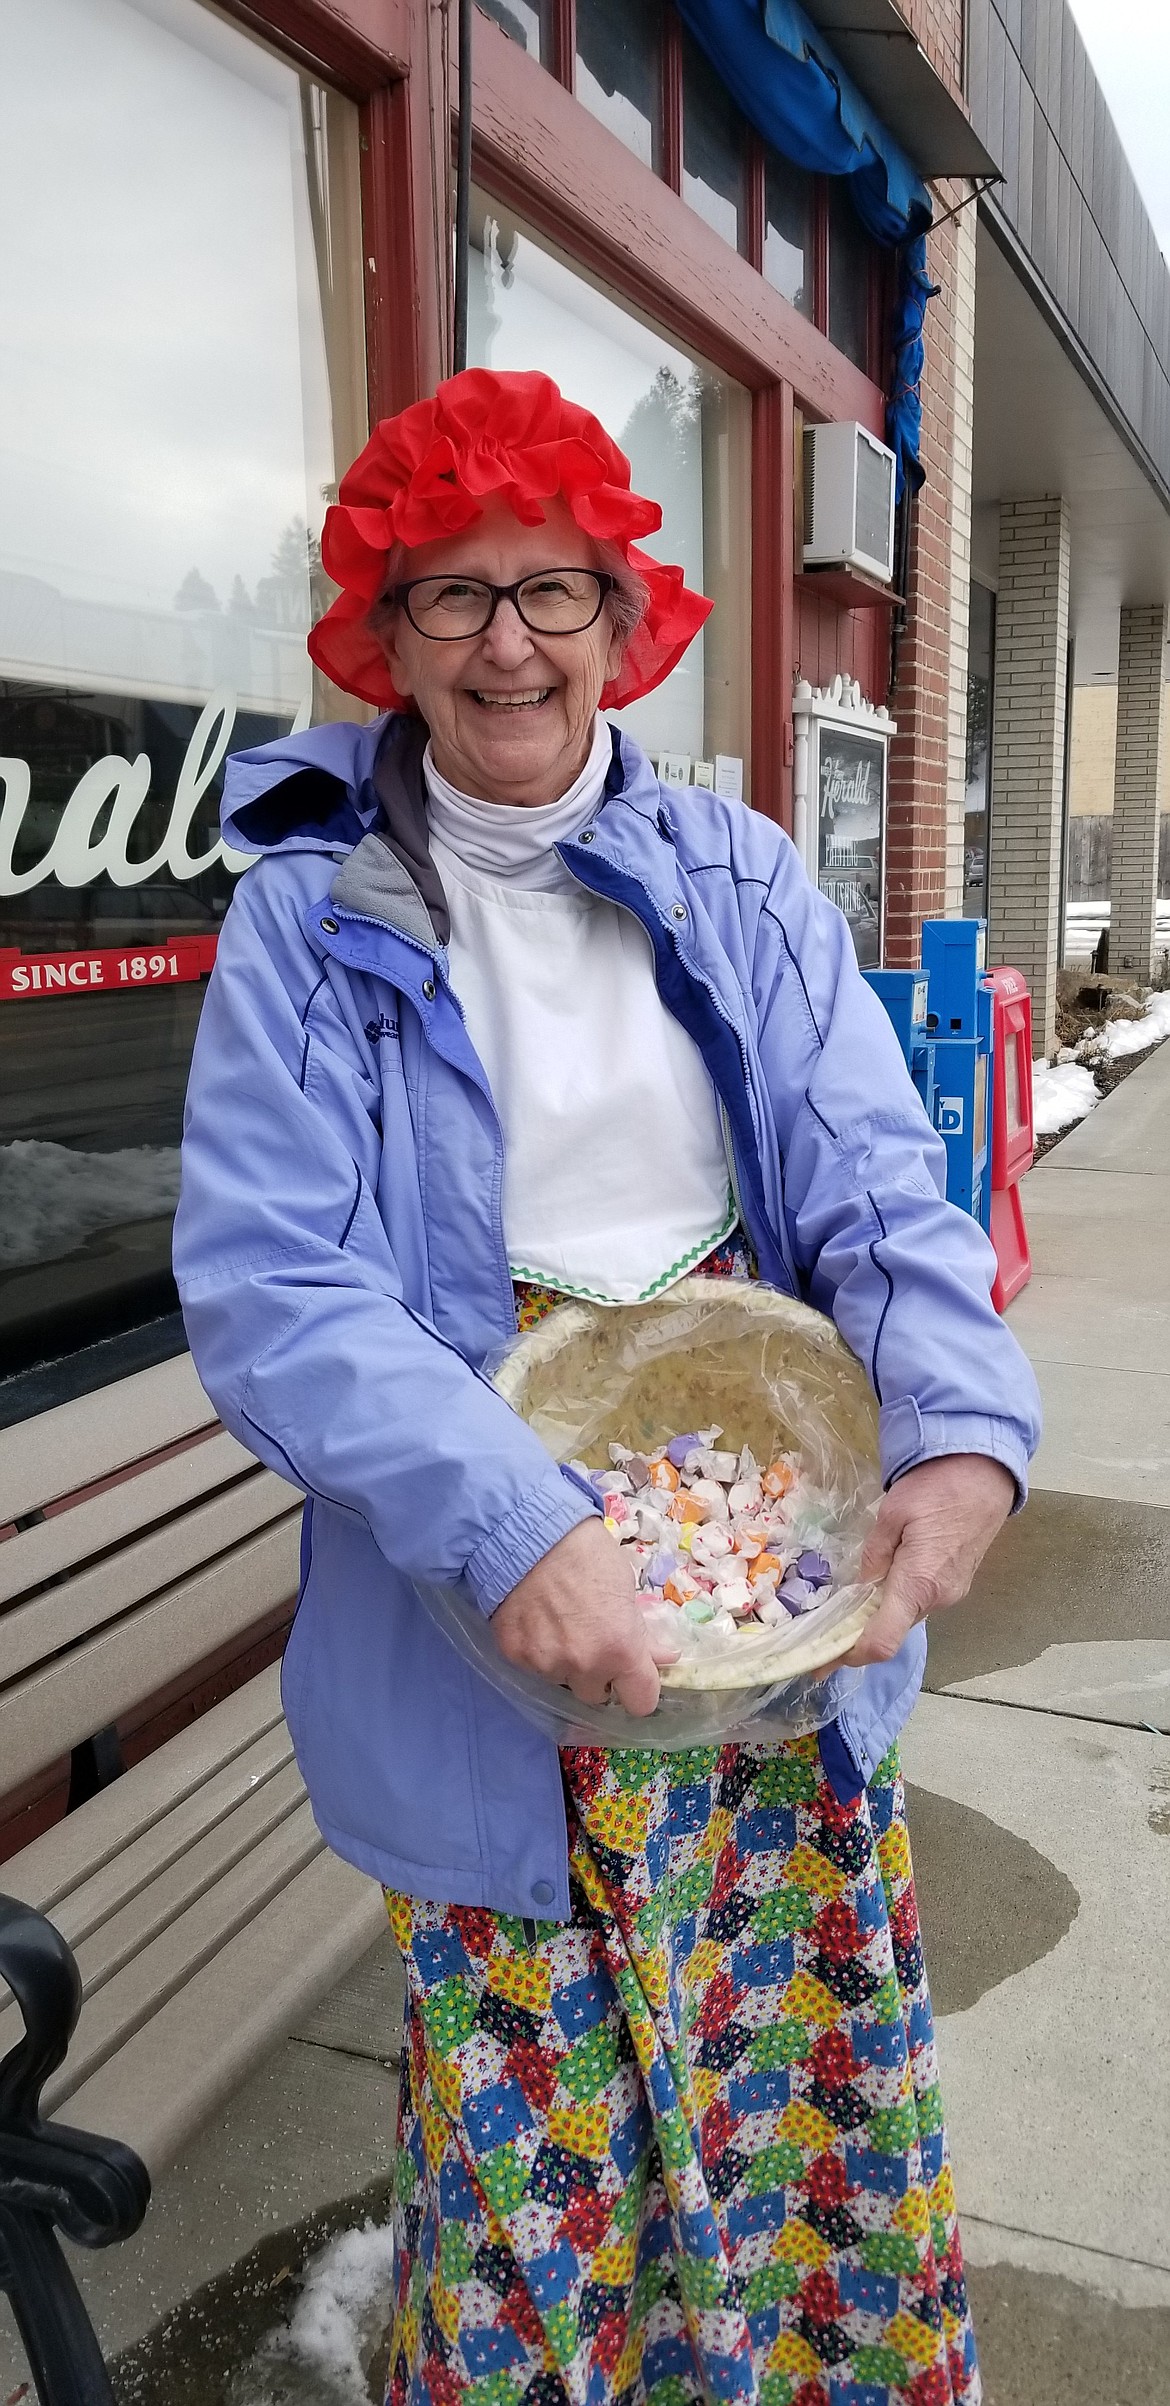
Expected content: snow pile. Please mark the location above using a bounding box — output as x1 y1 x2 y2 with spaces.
232 2221 394 2406
0 1139 181 1269
1032 1060 1100 1135
1084 989 1170 1060
1033 987 1170 1140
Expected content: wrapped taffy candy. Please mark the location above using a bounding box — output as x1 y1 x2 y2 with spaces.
584 1434 840 1641
413 1281 883 1749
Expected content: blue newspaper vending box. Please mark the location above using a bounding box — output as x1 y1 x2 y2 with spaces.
865 922 994 1230
920 920 993 1229
863 969 936 1126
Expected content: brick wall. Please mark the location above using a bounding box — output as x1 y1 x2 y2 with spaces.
1111 604 1167 977
876 7 973 953
946 195 977 912
987 496 1072 1051
891 0 964 95
885 191 965 964
800 0 972 965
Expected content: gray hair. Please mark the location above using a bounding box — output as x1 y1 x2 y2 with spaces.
366 535 648 654
593 541 650 645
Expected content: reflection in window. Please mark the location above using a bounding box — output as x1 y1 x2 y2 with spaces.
475 0 550 61
576 0 662 173
466 192 750 774
680 26 745 254
0 0 365 1378
763 149 814 317
828 178 871 369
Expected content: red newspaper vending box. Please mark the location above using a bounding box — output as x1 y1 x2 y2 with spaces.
985 966 1034 1311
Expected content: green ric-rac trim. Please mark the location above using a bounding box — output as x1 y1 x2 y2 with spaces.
509 1187 738 1306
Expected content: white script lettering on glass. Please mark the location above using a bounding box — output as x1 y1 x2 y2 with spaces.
0 688 308 895
820 753 878 821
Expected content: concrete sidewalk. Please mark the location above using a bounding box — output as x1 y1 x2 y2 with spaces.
902 1035 1170 2399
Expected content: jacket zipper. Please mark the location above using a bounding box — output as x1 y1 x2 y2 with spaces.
719 1100 749 1241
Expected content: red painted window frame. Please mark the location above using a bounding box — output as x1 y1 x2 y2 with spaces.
218 0 888 826
472 15 886 822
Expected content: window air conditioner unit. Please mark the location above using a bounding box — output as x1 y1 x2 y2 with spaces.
803 420 896 583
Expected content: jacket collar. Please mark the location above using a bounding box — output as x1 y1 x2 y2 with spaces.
328 717 686 954
222 707 692 964
220 714 391 855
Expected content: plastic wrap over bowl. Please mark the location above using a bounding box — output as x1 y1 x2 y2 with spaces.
414 1280 883 1748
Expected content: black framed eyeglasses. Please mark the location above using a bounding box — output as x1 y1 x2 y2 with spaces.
389 568 616 640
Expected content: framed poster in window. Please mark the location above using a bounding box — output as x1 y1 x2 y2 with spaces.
792 677 894 971
815 721 887 968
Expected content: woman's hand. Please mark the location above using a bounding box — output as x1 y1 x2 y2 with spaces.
845 1453 1016 1665
491 1520 679 1716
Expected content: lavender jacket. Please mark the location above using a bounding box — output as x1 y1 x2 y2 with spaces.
173 714 1040 1915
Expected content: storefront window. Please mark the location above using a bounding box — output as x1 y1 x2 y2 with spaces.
680 26 747 255
576 0 662 174
828 179 872 370
763 149 815 317
965 581 995 920
467 192 750 777
476 0 552 62
1 0 365 1380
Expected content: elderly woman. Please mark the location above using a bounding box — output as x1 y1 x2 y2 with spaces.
175 368 1039 2406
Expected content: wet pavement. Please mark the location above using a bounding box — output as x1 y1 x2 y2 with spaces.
923 1486 1170 1723
107 2181 394 2405
900 1045 1170 2393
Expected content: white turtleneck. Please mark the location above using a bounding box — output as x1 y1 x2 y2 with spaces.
424 718 735 1306
423 713 612 889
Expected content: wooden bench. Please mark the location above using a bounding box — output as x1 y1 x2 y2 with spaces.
0 1354 386 2179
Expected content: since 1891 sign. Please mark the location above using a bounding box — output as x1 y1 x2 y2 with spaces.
0 937 215 1001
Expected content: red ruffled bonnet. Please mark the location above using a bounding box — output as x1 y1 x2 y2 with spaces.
307 368 712 711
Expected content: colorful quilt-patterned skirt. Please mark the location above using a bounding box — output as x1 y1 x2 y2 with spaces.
384 1739 979 2406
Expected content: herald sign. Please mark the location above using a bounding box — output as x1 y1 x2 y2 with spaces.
0 685 307 897
0 938 214 1002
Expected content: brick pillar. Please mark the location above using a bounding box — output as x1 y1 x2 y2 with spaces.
945 198 977 914
886 199 962 964
987 497 1071 1054
1109 605 1167 979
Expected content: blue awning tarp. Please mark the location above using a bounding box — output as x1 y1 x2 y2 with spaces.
675 0 937 492
887 234 936 499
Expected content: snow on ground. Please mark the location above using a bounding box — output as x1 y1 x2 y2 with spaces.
1033 989 1170 1136
0 1138 181 1268
1086 989 1170 1058
231 2222 394 2406
1032 1059 1101 1134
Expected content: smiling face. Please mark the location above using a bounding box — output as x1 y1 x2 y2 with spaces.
378 495 625 806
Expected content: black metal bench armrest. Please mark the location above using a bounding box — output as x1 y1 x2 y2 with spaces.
0 1897 152 2404
0 1895 150 2248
